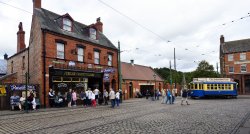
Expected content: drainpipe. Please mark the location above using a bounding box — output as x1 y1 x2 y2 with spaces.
42 30 46 108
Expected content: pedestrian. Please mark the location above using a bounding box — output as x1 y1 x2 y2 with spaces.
91 91 96 107
80 90 86 106
109 88 116 108
119 89 122 103
181 88 190 105
48 88 55 107
172 89 175 104
72 90 77 106
115 91 120 107
161 89 166 104
146 89 150 99
103 89 108 105
166 89 172 104
94 87 99 102
66 89 72 107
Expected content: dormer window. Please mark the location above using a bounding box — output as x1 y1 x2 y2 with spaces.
63 18 72 31
89 28 96 40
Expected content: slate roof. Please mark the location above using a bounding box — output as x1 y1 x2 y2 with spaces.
0 59 7 74
34 8 117 50
121 62 164 81
222 38 250 54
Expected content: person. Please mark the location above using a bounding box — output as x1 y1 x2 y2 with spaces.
109 88 116 108
72 90 77 106
161 89 166 104
10 93 20 110
54 92 64 107
48 88 55 107
94 87 99 102
115 91 120 107
91 91 96 107
28 90 36 110
171 89 176 104
156 89 160 100
181 89 190 105
146 89 150 99
166 89 172 104
98 92 104 105
66 89 72 107
19 95 26 110
103 89 109 105
80 90 87 106
119 89 123 103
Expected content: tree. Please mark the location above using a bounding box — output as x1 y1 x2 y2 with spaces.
193 60 218 78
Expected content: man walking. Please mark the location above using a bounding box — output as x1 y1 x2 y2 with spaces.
181 88 190 105
109 88 116 108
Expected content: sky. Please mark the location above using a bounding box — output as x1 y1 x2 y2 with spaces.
0 0 250 72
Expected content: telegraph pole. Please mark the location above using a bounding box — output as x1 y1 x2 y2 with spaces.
118 41 122 91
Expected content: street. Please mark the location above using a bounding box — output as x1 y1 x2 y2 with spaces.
0 97 250 134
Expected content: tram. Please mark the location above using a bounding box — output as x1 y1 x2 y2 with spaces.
189 78 238 98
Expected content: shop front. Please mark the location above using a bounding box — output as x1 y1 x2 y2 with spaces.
49 69 104 97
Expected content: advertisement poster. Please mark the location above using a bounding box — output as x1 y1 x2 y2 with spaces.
0 85 6 96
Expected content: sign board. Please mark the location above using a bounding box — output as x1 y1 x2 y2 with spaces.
193 78 231 82
10 84 36 91
69 61 76 66
103 68 115 73
58 83 67 88
103 73 110 82
0 85 6 96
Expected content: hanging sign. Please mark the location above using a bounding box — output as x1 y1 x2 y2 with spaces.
10 84 36 91
58 83 67 88
0 85 6 96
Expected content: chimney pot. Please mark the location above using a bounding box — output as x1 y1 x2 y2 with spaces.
130 59 134 65
33 0 41 10
95 17 103 33
220 35 225 44
4 53 8 60
17 22 26 53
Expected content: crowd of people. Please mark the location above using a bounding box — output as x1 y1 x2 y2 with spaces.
48 88 123 108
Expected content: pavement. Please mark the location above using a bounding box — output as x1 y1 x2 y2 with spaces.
0 96 250 134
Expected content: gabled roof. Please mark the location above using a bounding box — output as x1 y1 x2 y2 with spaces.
0 59 7 74
121 62 164 81
223 38 250 54
34 8 117 50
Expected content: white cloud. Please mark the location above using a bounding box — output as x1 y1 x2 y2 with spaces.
0 0 250 72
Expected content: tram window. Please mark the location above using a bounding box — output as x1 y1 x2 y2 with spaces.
200 84 203 90
53 77 62 82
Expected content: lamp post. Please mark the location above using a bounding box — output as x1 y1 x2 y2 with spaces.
153 74 156 101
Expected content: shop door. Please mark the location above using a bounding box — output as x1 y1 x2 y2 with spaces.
245 78 250 94
129 82 133 98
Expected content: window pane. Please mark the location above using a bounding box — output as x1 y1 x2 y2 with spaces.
94 51 100 64
108 54 112 66
63 18 72 31
228 54 233 61
229 66 234 73
90 28 96 39
240 53 246 60
78 48 84 62
57 43 64 59
241 65 247 72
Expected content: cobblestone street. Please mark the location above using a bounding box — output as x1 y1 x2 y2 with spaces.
0 97 250 134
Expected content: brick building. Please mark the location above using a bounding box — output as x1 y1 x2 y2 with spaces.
121 60 164 99
220 35 250 94
7 0 118 107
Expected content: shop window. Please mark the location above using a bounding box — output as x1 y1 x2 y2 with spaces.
108 54 112 66
77 47 84 62
63 77 71 82
72 77 80 82
241 64 247 72
240 53 246 61
57 43 64 59
53 77 62 82
228 54 233 61
94 51 100 64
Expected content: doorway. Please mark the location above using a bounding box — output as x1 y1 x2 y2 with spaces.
129 82 133 98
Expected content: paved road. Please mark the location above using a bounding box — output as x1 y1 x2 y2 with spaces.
0 97 250 134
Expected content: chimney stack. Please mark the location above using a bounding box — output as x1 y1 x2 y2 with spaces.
220 35 225 44
17 22 26 53
4 53 8 60
33 0 41 10
130 59 134 66
95 17 103 33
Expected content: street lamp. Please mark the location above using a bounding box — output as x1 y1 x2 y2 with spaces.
153 74 156 101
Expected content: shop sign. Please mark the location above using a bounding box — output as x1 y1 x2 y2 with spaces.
103 73 110 82
69 61 76 66
76 83 85 88
103 68 115 73
0 85 6 96
88 64 93 68
10 84 36 91
52 60 65 64
58 83 67 88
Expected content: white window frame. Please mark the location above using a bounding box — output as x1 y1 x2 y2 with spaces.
108 54 112 66
241 64 247 72
57 43 64 59
63 18 72 31
94 51 100 64
89 28 97 40
240 53 246 61
228 54 233 61
77 47 84 62
229 66 234 73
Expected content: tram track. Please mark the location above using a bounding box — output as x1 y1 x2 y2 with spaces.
0 99 150 124
16 101 164 134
